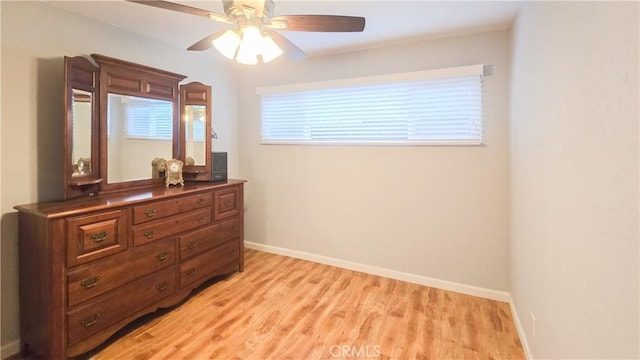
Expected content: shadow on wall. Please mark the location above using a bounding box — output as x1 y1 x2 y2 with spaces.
244 181 264 244
1 212 19 351
37 57 64 202
1 57 66 351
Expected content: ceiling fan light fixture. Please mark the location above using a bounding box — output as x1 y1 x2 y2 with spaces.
236 45 258 65
227 25 283 65
260 35 283 63
234 25 263 65
239 25 263 56
212 30 241 59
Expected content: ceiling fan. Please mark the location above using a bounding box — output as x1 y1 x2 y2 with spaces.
127 0 366 64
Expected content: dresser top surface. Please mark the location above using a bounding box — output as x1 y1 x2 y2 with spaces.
14 180 246 218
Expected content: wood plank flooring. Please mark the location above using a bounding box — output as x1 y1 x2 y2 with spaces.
82 249 524 359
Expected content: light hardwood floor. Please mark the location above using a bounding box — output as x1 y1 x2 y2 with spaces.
80 248 524 359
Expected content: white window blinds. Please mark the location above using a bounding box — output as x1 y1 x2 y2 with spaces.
124 99 173 140
257 64 484 145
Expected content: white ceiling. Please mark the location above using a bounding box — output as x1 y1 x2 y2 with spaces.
46 0 522 57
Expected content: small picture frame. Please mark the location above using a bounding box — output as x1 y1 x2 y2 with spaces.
164 159 184 187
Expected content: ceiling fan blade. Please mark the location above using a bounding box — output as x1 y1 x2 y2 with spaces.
126 0 231 23
264 31 306 60
187 31 226 51
266 15 365 32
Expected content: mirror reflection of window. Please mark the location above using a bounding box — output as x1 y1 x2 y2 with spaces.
184 105 206 166
125 99 173 140
107 94 174 183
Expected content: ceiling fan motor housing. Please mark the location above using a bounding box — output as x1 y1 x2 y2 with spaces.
223 0 275 20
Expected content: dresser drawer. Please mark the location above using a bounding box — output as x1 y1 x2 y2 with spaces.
213 186 240 221
179 226 216 260
132 207 211 246
67 237 176 307
66 210 128 268
179 218 240 260
133 193 212 225
213 217 241 244
67 267 175 346
179 240 239 288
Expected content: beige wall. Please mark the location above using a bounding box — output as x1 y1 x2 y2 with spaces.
0 1 239 352
510 2 639 358
238 30 511 292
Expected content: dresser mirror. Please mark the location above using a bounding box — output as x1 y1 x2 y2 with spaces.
63 56 101 199
63 54 213 199
106 93 174 183
93 54 186 193
71 89 93 176
184 105 206 166
180 82 212 181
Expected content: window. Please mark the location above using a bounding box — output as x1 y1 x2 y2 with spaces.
186 106 206 142
192 119 205 142
257 64 484 145
124 98 173 140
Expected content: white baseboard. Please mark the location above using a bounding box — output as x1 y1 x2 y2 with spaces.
1 340 20 360
509 296 533 359
245 241 511 303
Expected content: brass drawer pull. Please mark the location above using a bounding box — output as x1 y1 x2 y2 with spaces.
196 216 206 223
223 199 232 207
155 251 169 261
81 276 101 289
156 281 169 292
197 198 206 205
143 230 155 239
186 268 197 277
144 209 156 217
187 240 197 249
81 313 100 328
91 231 108 243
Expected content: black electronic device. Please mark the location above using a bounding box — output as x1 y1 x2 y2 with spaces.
211 152 227 182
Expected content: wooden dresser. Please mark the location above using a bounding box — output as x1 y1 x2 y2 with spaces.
14 180 245 359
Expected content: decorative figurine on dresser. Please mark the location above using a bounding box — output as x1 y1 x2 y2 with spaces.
14 54 246 359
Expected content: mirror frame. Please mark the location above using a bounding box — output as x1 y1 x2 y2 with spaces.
180 82 212 181
63 56 101 199
63 54 216 197
92 54 187 193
